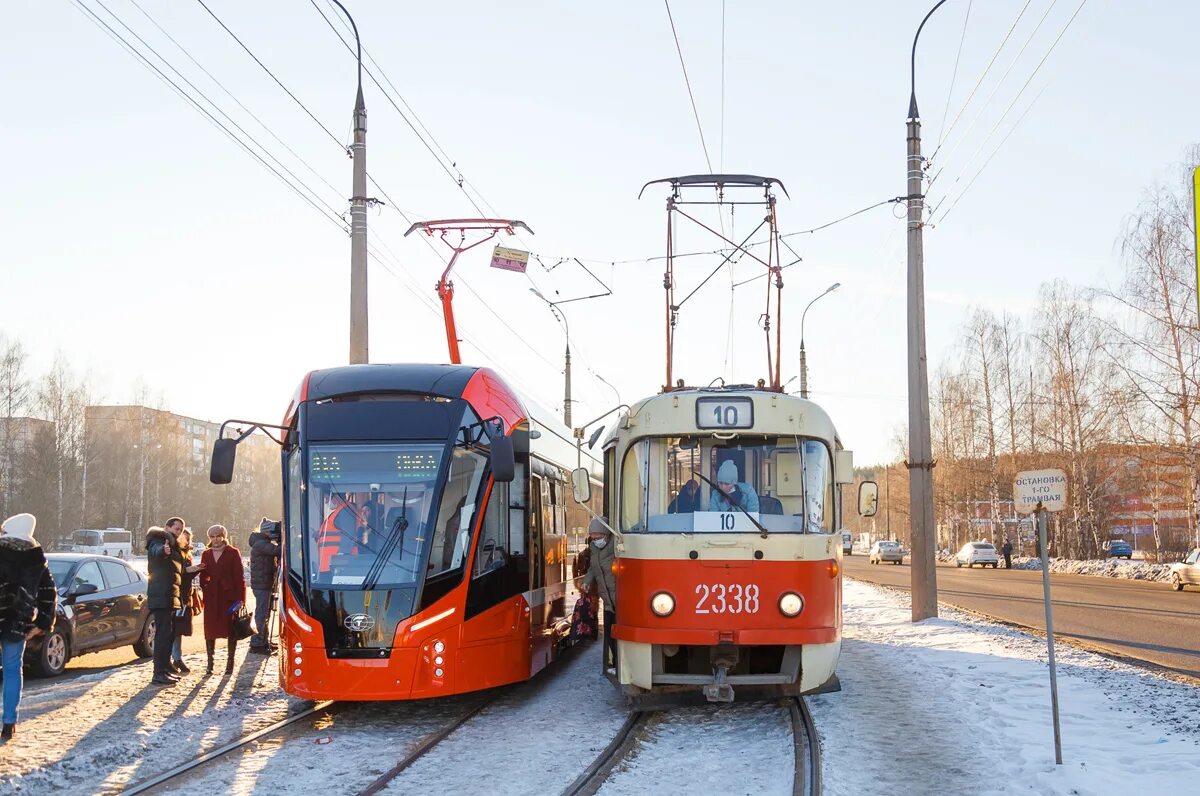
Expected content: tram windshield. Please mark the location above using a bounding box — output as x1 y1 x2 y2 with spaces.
620 436 834 534
304 443 487 589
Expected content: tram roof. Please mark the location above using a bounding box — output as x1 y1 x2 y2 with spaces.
304 363 480 402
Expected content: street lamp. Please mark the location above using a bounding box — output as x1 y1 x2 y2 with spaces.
530 288 573 427
327 0 370 365
906 0 951 622
798 282 840 399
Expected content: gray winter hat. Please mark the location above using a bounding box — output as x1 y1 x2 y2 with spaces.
1 513 37 542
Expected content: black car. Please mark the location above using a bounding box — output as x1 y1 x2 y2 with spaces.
25 554 155 677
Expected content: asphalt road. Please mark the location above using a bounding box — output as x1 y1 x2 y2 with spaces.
842 555 1200 679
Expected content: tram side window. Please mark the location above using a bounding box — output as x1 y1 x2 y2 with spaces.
802 440 834 533
508 463 527 556
428 448 487 577
286 448 304 577
474 481 508 578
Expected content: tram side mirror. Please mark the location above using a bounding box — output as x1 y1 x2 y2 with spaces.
858 481 879 517
571 467 592 504
490 434 515 483
587 426 605 450
210 438 238 485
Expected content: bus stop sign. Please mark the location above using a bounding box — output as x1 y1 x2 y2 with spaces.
1014 469 1067 514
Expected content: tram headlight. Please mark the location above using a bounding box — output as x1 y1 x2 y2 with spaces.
433 640 445 654
650 591 675 617
434 668 444 678
293 668 302 677
779 592 804 617
293 642 302 654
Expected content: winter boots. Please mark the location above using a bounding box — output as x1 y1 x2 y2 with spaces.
226 640 236 675
1 723 14 741
206 639 216 674
206 639 237 675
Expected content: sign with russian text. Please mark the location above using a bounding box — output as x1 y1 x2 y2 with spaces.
490 245 529 273
1014 469 1068 514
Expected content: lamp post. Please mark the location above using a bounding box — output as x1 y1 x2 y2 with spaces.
530 288 573 427
798 282 840 398
327 1 369 365
906 0 951 621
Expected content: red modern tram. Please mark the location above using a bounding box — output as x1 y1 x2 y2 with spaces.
210 363 602 700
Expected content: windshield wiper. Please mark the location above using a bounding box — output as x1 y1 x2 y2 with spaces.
693 471 770 539
363 486 408 591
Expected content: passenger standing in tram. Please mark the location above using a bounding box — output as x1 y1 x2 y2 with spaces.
199 524 247 676
668 478 701 514
708 460 760 513
581 518 617 673
0 513 57 741
171 528 204 674
145 518 186 686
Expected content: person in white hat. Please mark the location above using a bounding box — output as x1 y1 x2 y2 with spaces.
707 459 760 513
581 517 618 673
0 513 58 741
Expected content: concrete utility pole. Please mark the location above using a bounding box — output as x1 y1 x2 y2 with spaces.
331 1 369 365
563 340 572 428
906 0 949 622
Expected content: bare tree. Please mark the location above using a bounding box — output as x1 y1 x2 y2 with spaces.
0 334 32 518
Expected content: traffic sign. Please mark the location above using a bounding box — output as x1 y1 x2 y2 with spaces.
1014 469 1067 514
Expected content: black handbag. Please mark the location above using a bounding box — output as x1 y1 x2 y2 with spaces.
231 604 254 641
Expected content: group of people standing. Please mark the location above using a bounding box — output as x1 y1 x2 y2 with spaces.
145 517 281 686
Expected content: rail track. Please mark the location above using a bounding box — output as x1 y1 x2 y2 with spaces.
121 700 338 794
564 696 821 796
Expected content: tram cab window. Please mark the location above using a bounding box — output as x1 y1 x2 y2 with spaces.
428 448 488 577
621 436 835 534
286 448 304 578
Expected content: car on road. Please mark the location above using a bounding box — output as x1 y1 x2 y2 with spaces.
955 541 999 568
1104 539 1134 559
1169 548 1200 592
869 540 904 565
26 554 155 677
842 531 854 555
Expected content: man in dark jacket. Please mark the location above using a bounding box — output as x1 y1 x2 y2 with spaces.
581 518 618 673
247 518 281 653
0 513 57 741
1002 539 1014 569
145 517 185 686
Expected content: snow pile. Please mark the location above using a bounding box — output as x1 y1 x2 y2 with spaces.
1008 556 1174 582
809 579 1200 795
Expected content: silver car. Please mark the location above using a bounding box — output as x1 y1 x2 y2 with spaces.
956 541 999 568
1170 548 1200 592
869 540 904 565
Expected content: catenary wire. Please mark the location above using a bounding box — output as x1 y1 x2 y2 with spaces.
664 0 714 173
936 0 973 145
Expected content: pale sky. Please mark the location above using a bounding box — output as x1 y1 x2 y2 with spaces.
2 0 1198 463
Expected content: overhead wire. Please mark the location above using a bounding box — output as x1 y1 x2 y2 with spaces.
936 0 973 143
663 0 714 173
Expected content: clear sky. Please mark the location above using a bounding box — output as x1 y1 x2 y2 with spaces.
2 0 1198 464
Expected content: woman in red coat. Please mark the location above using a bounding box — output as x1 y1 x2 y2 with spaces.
199 524 246 675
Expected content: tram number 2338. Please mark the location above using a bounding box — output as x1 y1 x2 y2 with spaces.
695 583 760 615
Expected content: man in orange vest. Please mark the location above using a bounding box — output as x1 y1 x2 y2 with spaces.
318 493 365 571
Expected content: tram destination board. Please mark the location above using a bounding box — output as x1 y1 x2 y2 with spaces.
696 397 754 430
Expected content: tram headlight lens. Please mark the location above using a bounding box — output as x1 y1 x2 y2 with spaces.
434 668 444 678
293 668 302 677
650 592 675 617
779 592 804 617
433 641 445 654
294 656 302 666
293 642 302 654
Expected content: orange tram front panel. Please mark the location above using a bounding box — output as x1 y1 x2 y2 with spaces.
613 557 841 646
279 587 546 701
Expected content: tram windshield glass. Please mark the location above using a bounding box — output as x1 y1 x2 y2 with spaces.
304 443 487 589
620 436 834 534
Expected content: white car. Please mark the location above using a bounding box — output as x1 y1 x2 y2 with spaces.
1169 548 1200 592
869 540 904 565
955 541 999 568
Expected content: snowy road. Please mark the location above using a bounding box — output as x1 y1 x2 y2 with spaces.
843 555 1200 678
811 578 1200 795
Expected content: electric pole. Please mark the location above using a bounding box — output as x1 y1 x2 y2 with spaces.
563 340 572 428
906 1 949 622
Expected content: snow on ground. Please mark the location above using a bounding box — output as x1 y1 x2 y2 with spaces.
380 641 628 795
0 647 303 795
935 551 1175 582
809 578 1200 796
598 702 795 796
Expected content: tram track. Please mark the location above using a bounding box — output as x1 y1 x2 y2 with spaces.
565 696 820 796
120 700 338 795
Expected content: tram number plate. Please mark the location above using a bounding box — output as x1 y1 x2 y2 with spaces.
694 583 760 615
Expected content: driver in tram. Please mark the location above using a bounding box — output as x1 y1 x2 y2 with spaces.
318 492 372 571
708 460 759 513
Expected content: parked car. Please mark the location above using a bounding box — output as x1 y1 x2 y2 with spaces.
26 554 154 677
1104 539 1134 559
842 531 854 555
1169 548 1200 592
955 541 999 568
869 540 904 565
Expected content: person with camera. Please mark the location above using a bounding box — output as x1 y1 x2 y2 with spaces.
247 518 281 654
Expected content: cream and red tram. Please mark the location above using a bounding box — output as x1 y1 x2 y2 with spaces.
582 386 855 705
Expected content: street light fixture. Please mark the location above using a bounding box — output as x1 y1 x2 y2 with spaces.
798 282 840 399
530 288 573 427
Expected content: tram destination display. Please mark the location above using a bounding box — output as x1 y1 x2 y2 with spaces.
695 396 754 429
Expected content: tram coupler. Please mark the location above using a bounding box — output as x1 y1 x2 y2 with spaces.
704 645 739 702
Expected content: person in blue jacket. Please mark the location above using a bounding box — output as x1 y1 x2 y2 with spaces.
708 460 759 513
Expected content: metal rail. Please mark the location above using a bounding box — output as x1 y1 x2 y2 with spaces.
121 700 337 794
355 698 494 796
790 696 822 796
561 711 652 796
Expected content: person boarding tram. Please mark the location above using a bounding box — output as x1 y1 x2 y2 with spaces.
581 518 617 673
